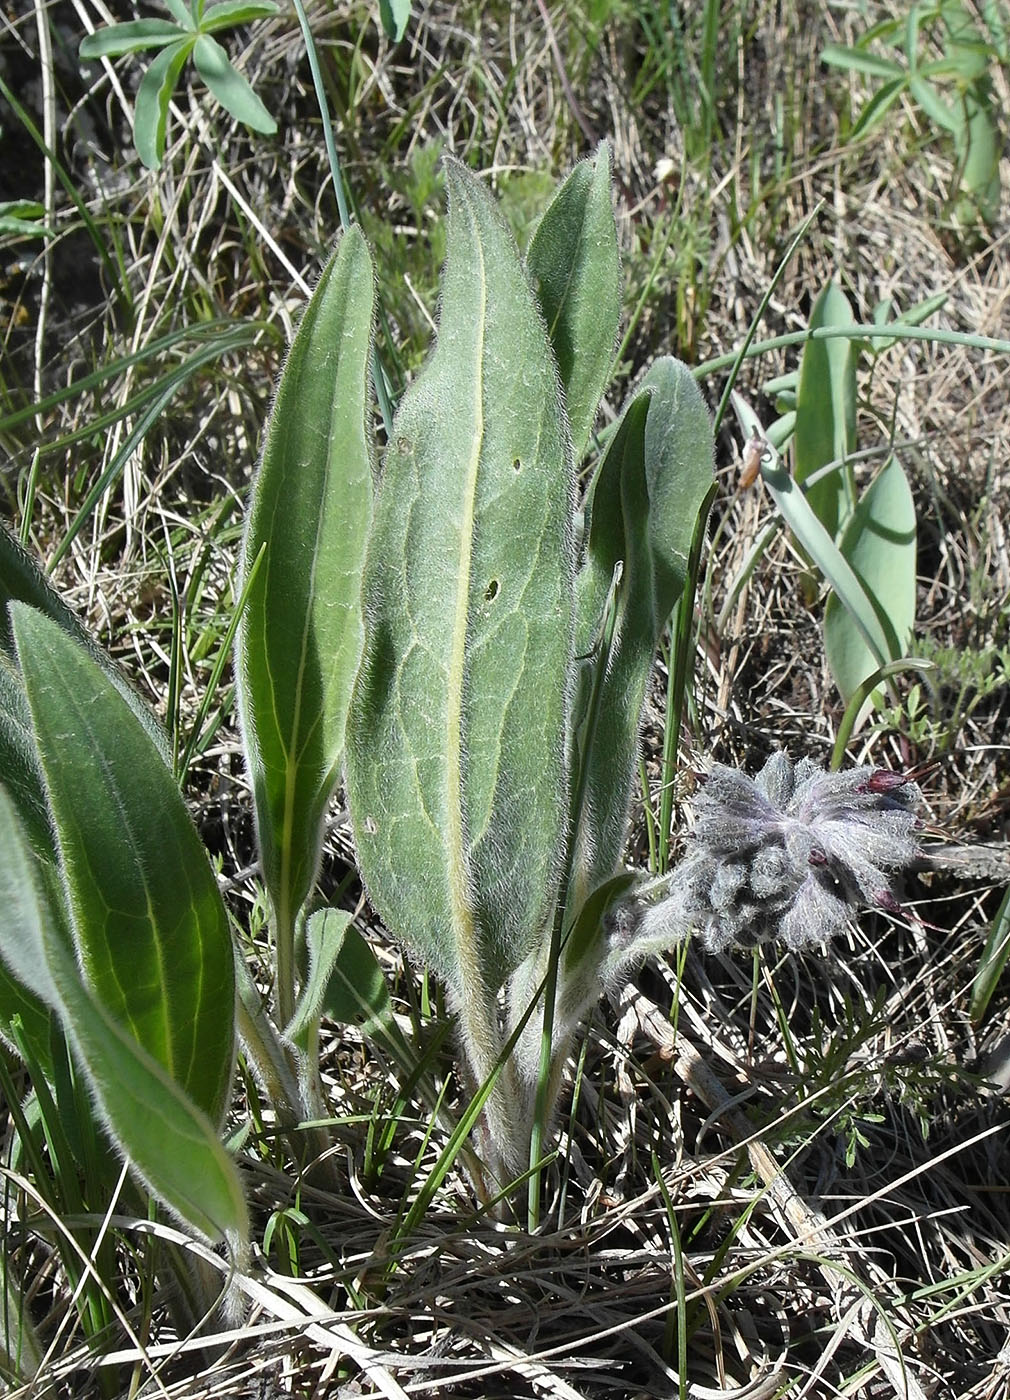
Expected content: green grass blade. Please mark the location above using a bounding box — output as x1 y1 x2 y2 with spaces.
192 33 276 134
0 788 248 1252
12 605 236 1127
525 142 620 464
236 227 374 1026
346 160 575 1158
794 280 857 538
824 455 917 704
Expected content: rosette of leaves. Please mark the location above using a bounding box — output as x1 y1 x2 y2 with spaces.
79 0 279 169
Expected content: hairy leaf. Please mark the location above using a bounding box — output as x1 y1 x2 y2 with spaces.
568 358 714 913
346 159 575 1058
236 226 374 1020
0 788 248 1251
13 605 236 1125
526 143 620 463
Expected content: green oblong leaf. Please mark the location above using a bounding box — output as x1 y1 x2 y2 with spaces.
347 157 575 1013
192 33 276 134
79 19 187 59
525 142 620 464
0 519 171 766
12 604 236 1125
794 280 857 539
824 455 916 704
134 38 193 169
377 0 411 41
568 358 714 912
286 910 400 1051
821 44 906 78
236 226 374 1020
201 0 279 30
0 788 248 1250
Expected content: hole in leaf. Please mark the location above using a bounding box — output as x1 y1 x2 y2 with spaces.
512 458 521 472
485 579 499 602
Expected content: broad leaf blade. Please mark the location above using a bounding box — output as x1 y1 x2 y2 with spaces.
347 158 575 1004
794 280 857 538
824 455 916 703
134 39 193 169
0 518 171 765
192 33 276 134
79 19 186 58
526 143 620 463
0 788 248 1250
12 604 236 1125
568 358 714 910
236 226 374 945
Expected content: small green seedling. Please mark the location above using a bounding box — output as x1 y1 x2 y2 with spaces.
79 0 279 169
822 1 1005 229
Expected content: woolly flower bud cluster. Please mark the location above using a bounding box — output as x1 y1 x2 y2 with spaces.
627 752 923 954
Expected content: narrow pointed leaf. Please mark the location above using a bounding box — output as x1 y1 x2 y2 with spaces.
347 158 575 1006
12 604 236 1125
568 358 714 911
377 0 411 41
821 44 905 78
192 33 276 134
526 143 620 463
286 909 403 1052
79 20 187 58
201 0 279 31
134 39 193 169
732 394 893 672
794 280 857 538
824 455 916 703
236 226 374 945
0 789 248 1249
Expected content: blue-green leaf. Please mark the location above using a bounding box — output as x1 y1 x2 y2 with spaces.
794 280 857 539
134 38 194 169
192 33 276 134
824 455 917 704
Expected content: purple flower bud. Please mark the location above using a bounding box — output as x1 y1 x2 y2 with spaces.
645 751 923 953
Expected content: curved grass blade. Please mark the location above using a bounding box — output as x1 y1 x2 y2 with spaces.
236 226 374 1026
346 159 576 1158
12 605 236 1126
824 455 917 705
971 884 1010 1027
0 788 248 1252
525 142 620 464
